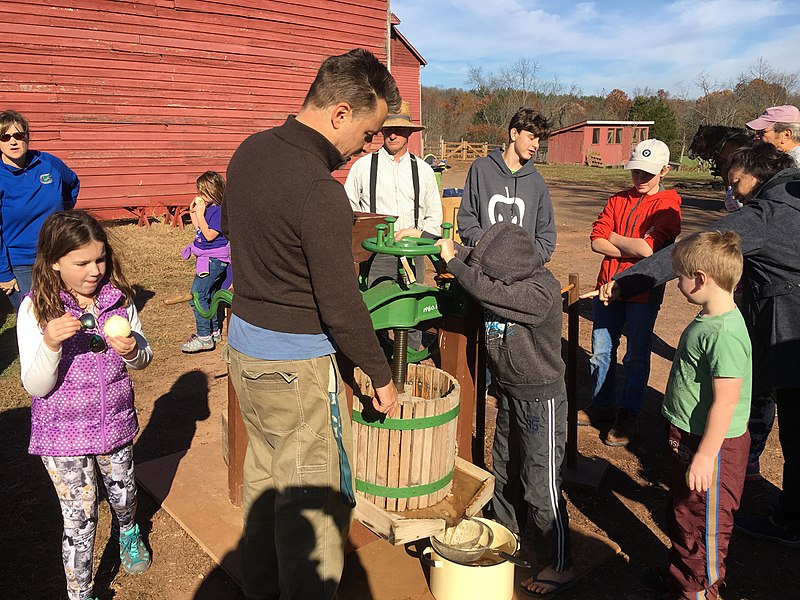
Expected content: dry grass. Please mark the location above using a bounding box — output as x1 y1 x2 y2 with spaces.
0 217 196 411
441 159 718 191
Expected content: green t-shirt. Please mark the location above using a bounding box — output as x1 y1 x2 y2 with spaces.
662 308 752 437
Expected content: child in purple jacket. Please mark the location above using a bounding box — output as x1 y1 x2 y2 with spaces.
17 210 153 600
180 170 231 353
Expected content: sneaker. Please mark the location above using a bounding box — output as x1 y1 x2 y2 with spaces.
119 523 152 574
211 330 222 343
180 334 215 353
735 514 800 548
576 405 616 427
604 409 637 447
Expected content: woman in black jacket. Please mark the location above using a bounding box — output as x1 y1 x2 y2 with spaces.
602 142 800 548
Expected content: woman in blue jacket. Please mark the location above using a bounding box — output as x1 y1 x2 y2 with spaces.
0 110 80 310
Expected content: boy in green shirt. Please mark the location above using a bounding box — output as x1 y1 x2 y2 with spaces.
662 231 751 600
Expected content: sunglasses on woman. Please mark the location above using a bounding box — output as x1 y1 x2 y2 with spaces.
79 313 107 353
0 132 28 142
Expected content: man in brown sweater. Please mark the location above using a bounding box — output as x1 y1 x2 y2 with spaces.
221 49 401 600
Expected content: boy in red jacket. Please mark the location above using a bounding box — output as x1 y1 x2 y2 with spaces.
579 139 682 446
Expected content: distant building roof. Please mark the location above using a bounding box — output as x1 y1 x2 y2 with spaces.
550 120 655 136
390 13 426 66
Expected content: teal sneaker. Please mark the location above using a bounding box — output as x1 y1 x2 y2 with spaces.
119 523 152 575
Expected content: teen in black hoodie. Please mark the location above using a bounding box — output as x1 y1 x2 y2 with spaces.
437 222 574 596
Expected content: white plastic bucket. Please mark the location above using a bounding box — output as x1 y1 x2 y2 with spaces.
422 518 519 600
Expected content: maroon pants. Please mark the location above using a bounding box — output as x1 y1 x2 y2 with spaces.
666 423 749 600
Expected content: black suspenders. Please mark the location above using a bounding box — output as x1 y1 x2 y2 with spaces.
369 151 420 229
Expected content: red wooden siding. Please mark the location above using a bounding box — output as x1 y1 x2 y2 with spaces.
547 129 584 165
547 122 651 166
390 26 424 156
0 0 390 219
390 31 421 156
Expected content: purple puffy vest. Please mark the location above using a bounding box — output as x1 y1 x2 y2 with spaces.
28 283 139 456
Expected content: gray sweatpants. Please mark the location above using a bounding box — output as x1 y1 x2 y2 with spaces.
491 384 572 571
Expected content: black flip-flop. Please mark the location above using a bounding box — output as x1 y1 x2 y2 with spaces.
520 577 576 598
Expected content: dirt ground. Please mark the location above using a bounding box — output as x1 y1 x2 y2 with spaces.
0 162 792 600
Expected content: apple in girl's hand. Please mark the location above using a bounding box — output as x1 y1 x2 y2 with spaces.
104 315 132 338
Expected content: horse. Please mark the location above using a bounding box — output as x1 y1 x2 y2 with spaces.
688 125 752 184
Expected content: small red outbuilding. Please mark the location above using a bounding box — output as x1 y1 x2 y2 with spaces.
546 120 654 166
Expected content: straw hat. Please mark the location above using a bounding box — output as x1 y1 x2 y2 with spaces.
382 101 425 131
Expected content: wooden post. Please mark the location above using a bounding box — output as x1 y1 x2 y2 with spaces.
440 138 445 160
226 304 247 508
566 273 579 470
438 298 483 464
227 371 247 507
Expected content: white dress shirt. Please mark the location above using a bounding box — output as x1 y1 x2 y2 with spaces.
344 147 443 237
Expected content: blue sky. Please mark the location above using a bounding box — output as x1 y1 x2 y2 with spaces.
391 0 799 97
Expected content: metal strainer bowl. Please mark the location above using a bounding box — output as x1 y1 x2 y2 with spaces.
430 518 530 568
438 517 492 550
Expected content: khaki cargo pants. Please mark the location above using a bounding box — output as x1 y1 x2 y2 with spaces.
226 346 354 600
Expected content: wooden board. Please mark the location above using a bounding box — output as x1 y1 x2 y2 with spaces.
354 456 494 546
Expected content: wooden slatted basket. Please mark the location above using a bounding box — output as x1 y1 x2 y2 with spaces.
351 364 460 511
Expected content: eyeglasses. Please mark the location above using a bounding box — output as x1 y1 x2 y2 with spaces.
79 313 107 353
754 128 774 138
0 132 28 142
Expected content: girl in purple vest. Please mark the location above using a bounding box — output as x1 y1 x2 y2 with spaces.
16 210 153 600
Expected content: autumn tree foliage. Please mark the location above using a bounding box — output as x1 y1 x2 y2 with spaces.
421 59 799 156
630 93 679 153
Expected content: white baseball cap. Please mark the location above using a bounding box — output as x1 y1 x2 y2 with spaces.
625 139 670 175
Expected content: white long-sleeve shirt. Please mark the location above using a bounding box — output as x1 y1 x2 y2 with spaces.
17 296 153 397
344 147 443 237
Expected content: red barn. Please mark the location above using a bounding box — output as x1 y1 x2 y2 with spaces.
389 13 426 156
0 0 417 222
547 120 654 166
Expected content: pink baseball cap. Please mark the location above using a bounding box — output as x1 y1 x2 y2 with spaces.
746 105 800 130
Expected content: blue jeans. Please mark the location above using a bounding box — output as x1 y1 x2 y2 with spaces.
5 264 33 312
190 258 228 337
589 297 659 416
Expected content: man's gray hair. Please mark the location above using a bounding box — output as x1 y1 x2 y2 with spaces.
773 121 800 141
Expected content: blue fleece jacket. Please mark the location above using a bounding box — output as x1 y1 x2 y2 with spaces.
0 151 79 279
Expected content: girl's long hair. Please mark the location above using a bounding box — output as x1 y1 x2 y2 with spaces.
195 170 225 205
30 211 134 326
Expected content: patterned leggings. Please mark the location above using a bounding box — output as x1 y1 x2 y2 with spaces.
42 444 138 600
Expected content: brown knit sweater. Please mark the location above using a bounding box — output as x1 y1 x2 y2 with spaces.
221 116 392 387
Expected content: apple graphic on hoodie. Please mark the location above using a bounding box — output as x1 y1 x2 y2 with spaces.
488 187 525 226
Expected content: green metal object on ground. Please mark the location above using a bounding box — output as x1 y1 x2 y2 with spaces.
191 289 233 319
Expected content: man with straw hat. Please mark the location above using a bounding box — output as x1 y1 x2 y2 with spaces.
345 100 442 346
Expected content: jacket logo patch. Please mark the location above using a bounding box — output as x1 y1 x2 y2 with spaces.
40 173 53 184
488 187 525 226
526 415 540 434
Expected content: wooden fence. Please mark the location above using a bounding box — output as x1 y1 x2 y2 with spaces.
425 140 491 160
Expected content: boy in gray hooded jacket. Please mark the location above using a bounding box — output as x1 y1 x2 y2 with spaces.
457 108 556 265
437 221 573 597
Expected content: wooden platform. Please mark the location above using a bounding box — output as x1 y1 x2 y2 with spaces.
136 441 245 584
137 439 621 599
